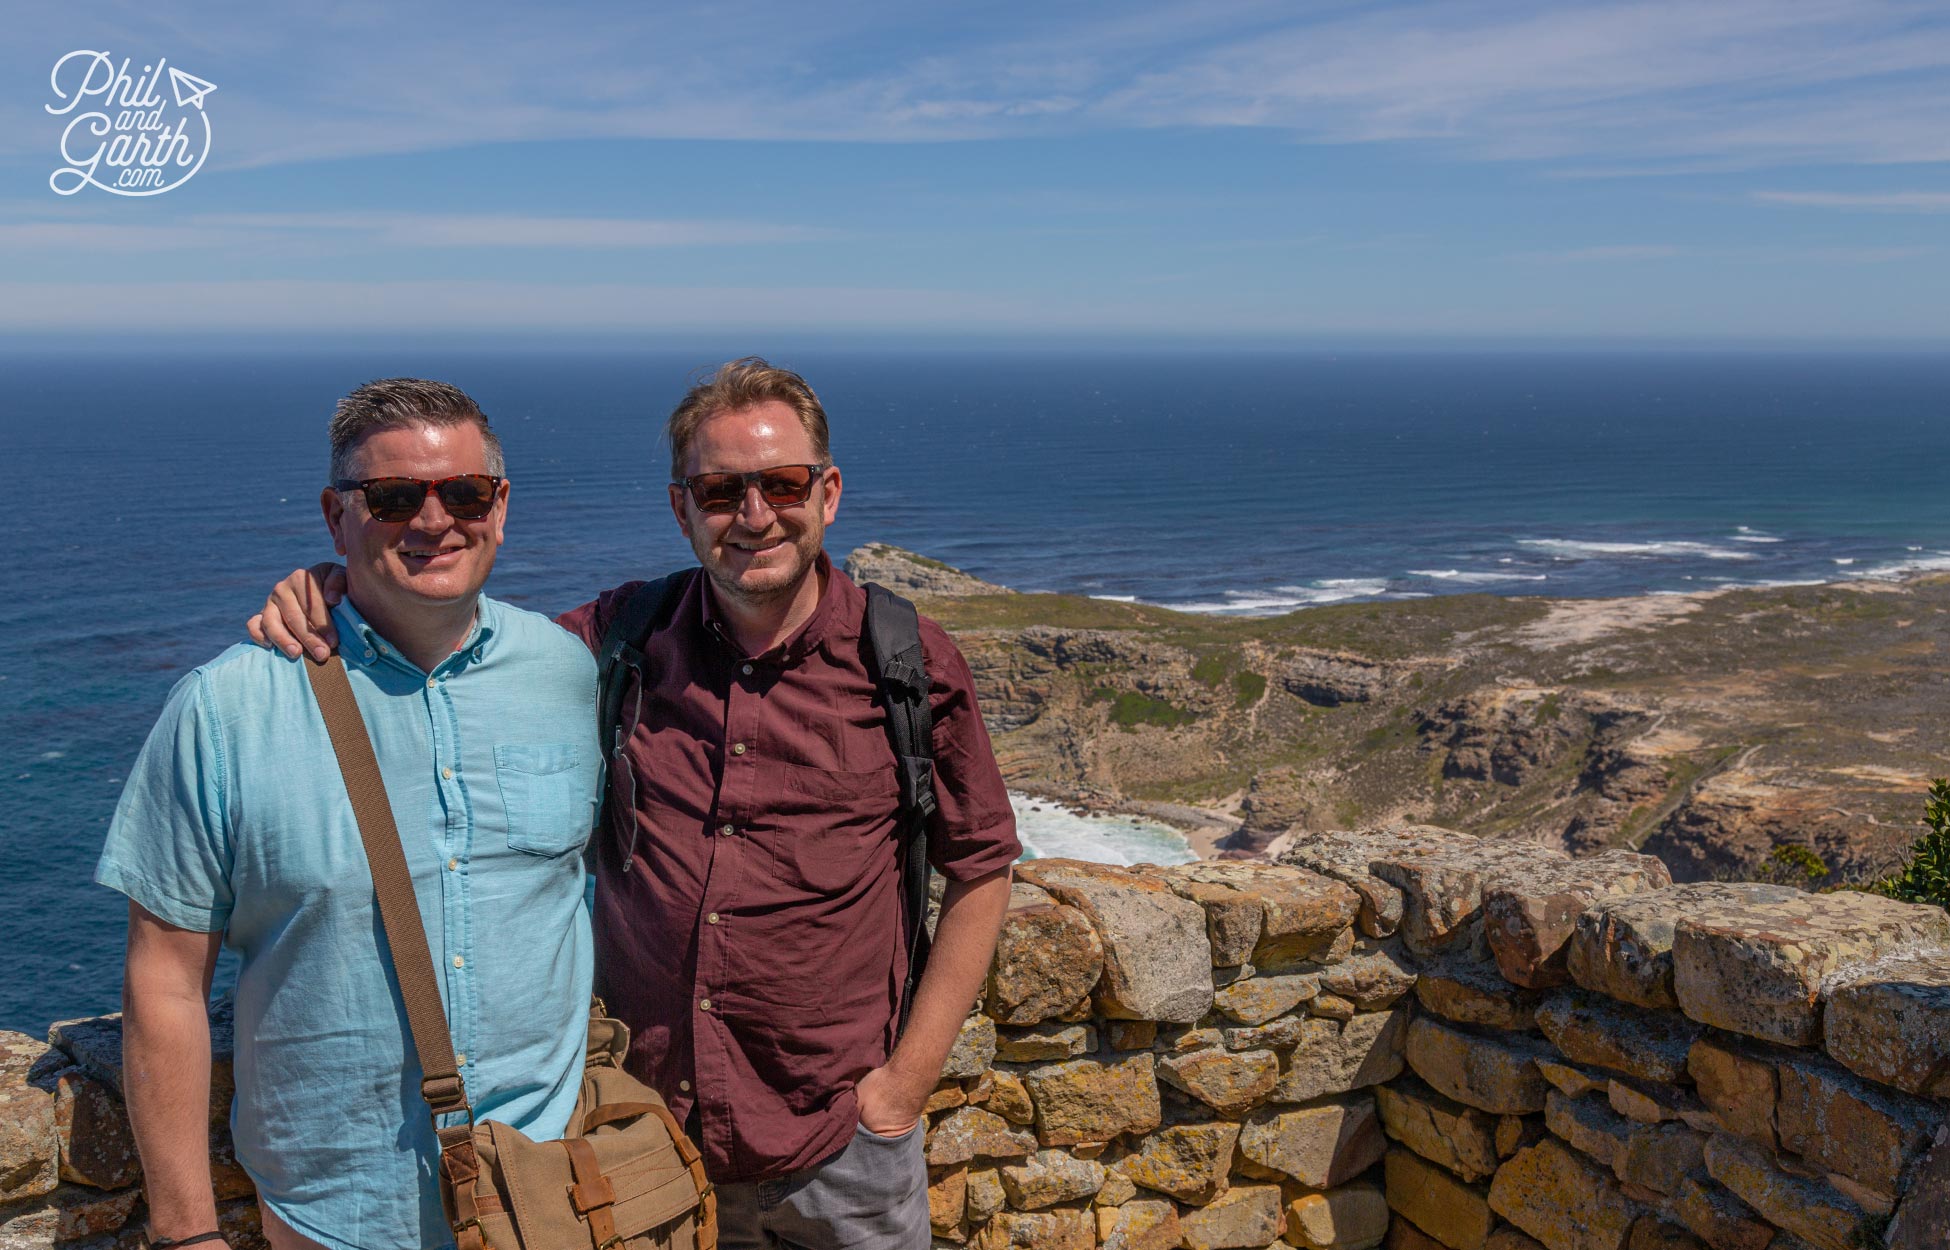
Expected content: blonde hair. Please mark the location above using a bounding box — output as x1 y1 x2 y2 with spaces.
666 357 830 479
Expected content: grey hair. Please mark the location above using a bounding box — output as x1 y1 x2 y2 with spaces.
327 378 506 482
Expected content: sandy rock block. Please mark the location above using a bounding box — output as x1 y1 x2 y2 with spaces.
966 1167 1006 1222
1624 1221 1704 1250
1115 1121 1240 1203
1386 1147 1494 1250
998 1148 1105 1209
1097 1198 1182 1250
1702 1133 1881 1250
1613 1121 1705 1196
1016 859 1215 1022
0 1182 144 1247
1236 1094 1385 1189
994 1023 1093 1063
942 1014 998 1080
1165 862 1360 968
1214 973 1321 1026
0 1081 58 1205
1669 1173 1773 1250
1414 956 1547 1032
929 1164 967 1234
1373 838 1570 958
48 1067 139 1190
1543 1090 1634 1170
1286 1181 1389 1250
1272 1008 1407 1105
1319 947 1419 1010
1487 1137 1639 1250
1373 1076 1501 1183
1822 947 1950 1097
985 883 1106 1026
1483 852 1671 989
986 1071 1034 1125
925 1106 1037 1166
1157 1047 1279 1116
1404 1014 1551 1115
1685 1037 1779 1149
1019 1052 1161 1147
1487 1232 1548 1250
1668 888 1950 1047
1280 825 1480 939
1567 884 1800 1011
1775 1051 1943 1201
973 1206 1094 1250
1534 992 1700 1086
1384 1222 1452 1250
1178 1183 1284 1250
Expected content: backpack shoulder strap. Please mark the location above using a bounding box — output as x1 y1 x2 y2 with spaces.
862 583 938 1033
596 570 694 771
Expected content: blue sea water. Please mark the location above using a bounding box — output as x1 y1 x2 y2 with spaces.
2 346 1947 1035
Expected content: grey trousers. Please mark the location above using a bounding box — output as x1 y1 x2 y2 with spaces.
713 1120 930 1250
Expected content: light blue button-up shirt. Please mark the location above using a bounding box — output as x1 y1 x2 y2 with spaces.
97 596 599 1250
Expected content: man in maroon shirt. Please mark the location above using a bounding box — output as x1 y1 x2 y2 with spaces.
251 359 1018 1249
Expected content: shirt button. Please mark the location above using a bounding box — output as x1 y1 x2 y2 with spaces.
451 955 465 969
699 998 712 1012
719 824 733 837
441 766 454 780
447 858 459 871
455 1053 467 1066
426 677 437 688
362 648 375 660
707 912 720 925
741 663 753 676
679 1080 691 1092
731 742 747 756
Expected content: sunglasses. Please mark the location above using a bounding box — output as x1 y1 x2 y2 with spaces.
676 463 826 515
332 474 503 522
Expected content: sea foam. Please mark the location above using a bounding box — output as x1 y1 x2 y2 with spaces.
1519 538 1756 561
1010 793 1197 866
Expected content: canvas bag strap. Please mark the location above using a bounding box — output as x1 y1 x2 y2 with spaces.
302 654 473 1124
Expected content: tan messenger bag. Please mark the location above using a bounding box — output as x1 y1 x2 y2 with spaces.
306 654 716 1250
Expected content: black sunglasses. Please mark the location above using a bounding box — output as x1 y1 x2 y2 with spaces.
676 464 826 515
332 474 503 522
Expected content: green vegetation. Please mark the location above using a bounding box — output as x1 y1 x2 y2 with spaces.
1871 779 1950 912
1533 693 1563 723
1191 652 1230 686
1091 686 1199 731
1755 843 1830 890
1233 671 1267 708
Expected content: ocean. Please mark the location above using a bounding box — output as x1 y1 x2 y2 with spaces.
3 346 1947 1035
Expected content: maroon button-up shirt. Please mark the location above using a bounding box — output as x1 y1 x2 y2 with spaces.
557 554 1019 1182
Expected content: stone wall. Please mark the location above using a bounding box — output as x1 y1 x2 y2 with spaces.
3 827 1945 1249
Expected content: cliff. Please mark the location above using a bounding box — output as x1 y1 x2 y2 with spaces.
867 545 1950 886
4 834 1945 1248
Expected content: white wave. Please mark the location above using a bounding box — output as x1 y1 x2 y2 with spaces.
1852 553 1950 580
1833 558 1856 566
1168 580 1390 614
1010 793 1197 867
1089 594 1139 602
1704 577 1829 588
1518 538 1756 562
1731 527 1783 544
1407 569 1549 584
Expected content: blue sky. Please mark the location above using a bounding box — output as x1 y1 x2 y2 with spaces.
5 0 1949 342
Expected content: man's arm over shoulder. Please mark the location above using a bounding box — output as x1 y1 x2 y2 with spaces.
916 617 1020 878
554 581 655 658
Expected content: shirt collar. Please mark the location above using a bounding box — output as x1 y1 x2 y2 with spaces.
698 550 848 666
333 594 498 674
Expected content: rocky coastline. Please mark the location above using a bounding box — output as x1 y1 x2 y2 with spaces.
847 545 1950 885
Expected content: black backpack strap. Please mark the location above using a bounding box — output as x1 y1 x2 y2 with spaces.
595 570 694 869
863 583 939 1036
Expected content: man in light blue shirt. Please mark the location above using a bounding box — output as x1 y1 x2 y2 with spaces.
96 379 599 1250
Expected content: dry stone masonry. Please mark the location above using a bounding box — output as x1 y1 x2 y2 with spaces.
1 826 1944 1248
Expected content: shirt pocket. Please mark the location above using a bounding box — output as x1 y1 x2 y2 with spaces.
494 743 594 856
767 762 900 895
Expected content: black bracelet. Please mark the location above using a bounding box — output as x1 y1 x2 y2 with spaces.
146 1232 228 1249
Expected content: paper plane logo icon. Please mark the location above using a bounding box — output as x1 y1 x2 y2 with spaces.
168 66 216 110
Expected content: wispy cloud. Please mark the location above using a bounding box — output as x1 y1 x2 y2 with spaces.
1754 190 1950 212
10 1 1950 171
0 212 825 252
